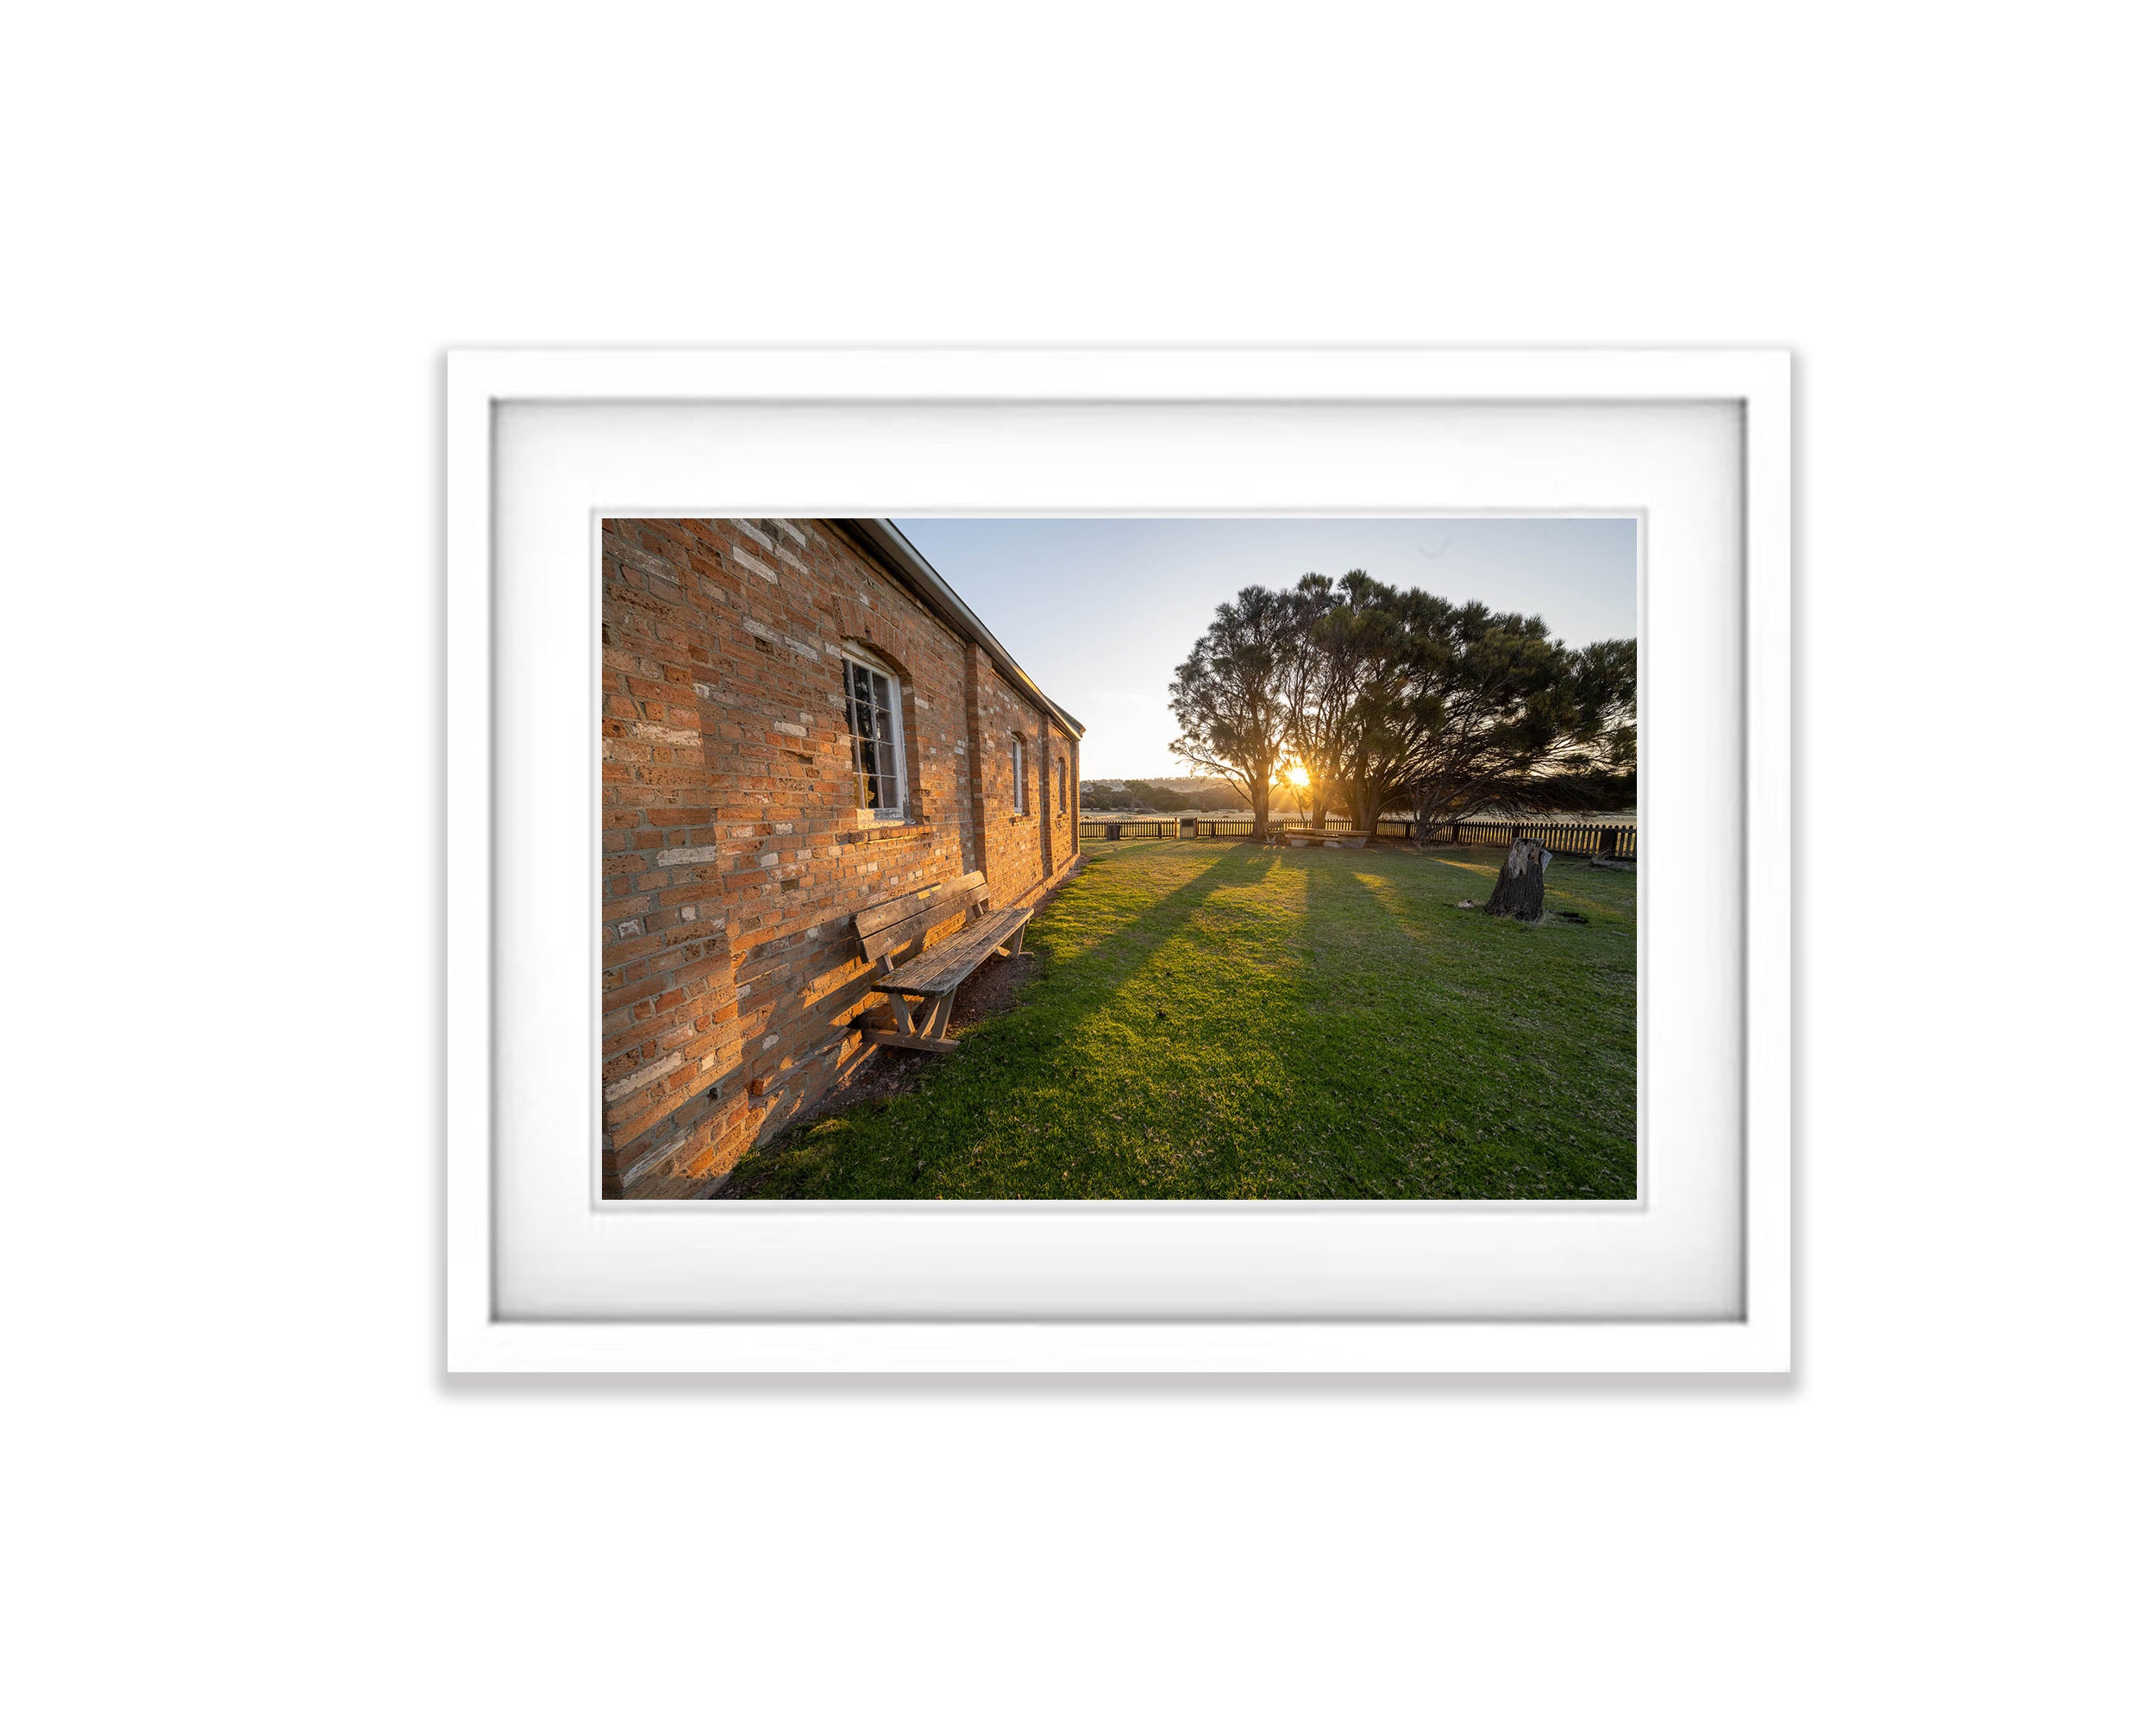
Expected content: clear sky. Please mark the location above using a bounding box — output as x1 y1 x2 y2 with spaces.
891 518 1639 780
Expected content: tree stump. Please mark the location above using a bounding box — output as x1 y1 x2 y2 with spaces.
1483 837 1553 921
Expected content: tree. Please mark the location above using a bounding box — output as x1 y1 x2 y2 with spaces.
1398 612 1635 842
1173 572 1637 845
1274 573 1363 825
1277 570 1434 831
1168 586 1294 830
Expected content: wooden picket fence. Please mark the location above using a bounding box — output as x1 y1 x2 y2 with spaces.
1077 819 1184 841
1080 815 1636 859
1373 818 1638 860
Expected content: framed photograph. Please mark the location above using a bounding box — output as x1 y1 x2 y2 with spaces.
448 348 1789 1371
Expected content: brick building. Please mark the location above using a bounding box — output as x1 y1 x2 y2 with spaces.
599 518 1083 1197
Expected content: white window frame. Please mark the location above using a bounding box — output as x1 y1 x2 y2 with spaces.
1011 732 1028 813
842 650 908 820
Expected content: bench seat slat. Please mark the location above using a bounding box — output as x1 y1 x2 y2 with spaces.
877 906 1033 998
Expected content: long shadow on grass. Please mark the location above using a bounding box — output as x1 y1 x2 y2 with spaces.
1006 850 1320 1195
725 845 1300 1198
1042 844 1301 1011
1054 839 1261 963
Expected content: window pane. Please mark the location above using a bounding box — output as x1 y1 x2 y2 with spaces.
845 660 907 817
847 662 880 811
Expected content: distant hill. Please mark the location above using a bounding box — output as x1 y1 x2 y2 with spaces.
1080 775 1268 813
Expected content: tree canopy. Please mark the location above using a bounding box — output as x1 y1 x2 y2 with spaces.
1169 569 1634 836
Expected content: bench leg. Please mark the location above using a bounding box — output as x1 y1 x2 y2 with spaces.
926 991 956 1038
889 992 917 1037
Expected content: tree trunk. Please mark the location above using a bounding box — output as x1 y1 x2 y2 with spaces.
1484 837 1552 921
1240 757 1275 838
1345 783 1382 833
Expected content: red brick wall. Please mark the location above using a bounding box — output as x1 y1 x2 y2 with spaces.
963 644 1080 887
599 518 1080 1196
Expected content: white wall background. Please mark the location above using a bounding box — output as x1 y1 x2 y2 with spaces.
4 4 2147 1721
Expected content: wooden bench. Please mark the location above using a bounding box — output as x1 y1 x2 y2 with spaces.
1269 826 1371 850
850 869 1034 1054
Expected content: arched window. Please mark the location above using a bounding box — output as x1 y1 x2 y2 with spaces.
843 651 907 819
1011 733 1028 814
1056 756 1066 813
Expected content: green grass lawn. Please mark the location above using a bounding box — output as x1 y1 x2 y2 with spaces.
722 839 1637 1200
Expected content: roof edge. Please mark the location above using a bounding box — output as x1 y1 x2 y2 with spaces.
834 519 1085 741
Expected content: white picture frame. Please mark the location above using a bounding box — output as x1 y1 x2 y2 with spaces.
448 348 1790 1373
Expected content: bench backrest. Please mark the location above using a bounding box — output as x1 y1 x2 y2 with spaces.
855 869 990 963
